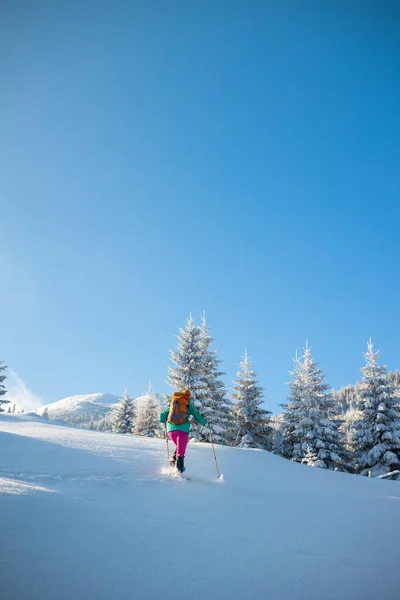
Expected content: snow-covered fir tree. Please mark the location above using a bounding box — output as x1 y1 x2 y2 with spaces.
332 383 360 414
231 350 272 449
388 370 400 389
280 352 305 459
197 314 233 444
133 385 162 438
332 383 363 471
112 389 134 434
0 361 10 413
339 406 361 473
96 412 114 432
42 407 49 420
280 344 345 470
269 413 285 454
301 445 319 467
388 370 400 407
352 340 400 476
167 315 209 441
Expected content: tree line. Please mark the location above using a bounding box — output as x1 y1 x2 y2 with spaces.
159 314 400 478
2 316 399 478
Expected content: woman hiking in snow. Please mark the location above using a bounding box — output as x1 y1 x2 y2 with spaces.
159 389 207 474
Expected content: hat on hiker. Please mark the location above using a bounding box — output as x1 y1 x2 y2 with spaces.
182 389 191 399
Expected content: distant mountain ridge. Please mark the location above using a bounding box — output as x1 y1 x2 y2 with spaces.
38 393 121 430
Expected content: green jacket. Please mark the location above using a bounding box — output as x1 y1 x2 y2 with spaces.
159 401 208 434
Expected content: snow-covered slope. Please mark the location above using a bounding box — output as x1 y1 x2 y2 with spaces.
39 392 120 419
1 413 399 600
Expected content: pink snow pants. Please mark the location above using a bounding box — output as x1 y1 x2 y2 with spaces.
168 430 189 457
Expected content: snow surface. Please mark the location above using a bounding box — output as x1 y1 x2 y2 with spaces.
38 392 120 417
1 413 399 600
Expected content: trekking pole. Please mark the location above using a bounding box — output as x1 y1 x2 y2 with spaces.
165 423 170 464
208 424 223 480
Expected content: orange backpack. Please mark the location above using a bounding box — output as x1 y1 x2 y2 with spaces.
167 391 190 425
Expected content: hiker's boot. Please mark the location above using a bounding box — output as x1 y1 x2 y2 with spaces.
176 456 185 473
169 450 177 468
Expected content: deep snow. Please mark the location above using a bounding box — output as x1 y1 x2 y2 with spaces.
1 413 399 600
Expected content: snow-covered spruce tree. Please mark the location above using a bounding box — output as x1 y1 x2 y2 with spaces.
352 340 400 476
339 406 361 473
0 361 10 413
280 352 302 459
42 407 49 420
280 345 345 470
388 370 400 389
388 370 400 408
198 314 233 444
112 389 134 434
269 413 285 455
97 412 113 432
133 385 162 438
167 315 209 441
231 350 272 450
332 383 362 472
332 383 360 414
301 445 319 467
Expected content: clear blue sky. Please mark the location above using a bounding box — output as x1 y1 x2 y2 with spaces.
1 1 399 412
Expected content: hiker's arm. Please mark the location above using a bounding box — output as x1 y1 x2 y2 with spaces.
159 407 169 423
189 403 207 426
